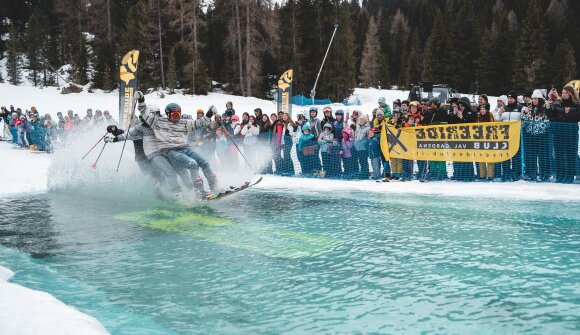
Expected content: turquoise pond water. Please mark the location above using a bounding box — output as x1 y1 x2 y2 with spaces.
0 186 579 334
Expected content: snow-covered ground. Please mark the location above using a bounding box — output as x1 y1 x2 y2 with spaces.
0 82 574 333
0 265 109 335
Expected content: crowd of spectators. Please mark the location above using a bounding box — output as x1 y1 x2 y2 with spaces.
2 85 579 184
0 106 119 152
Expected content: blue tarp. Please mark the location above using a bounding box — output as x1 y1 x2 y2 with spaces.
291 94 332 106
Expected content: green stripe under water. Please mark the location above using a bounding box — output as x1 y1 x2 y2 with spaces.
114 208 339 259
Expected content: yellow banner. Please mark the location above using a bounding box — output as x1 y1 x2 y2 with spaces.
277 69 293 116
380 121 521 163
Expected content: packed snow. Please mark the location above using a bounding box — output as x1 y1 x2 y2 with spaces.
0 82 575 334
0 265 110 335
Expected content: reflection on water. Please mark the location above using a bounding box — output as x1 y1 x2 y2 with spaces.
0 189 579 334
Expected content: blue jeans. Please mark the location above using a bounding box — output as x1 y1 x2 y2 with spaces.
150 155 181 192
166 147 214 182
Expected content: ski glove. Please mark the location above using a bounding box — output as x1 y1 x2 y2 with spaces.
134 91 145 103
104 133 118 143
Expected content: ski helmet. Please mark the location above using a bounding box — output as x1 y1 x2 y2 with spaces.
165 103 181 115
165 103 182 122
378 97 387 104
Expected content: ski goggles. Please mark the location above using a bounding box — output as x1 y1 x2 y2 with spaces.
168 108 181 119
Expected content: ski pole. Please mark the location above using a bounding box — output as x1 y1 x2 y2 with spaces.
82 133 107 159
91 142 107 169
116 98 138 172
220 123 256 173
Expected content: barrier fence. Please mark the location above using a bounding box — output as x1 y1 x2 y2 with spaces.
3 120 579 183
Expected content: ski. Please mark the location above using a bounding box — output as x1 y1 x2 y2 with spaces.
204 177 263 201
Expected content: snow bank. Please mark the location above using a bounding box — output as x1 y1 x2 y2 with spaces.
256 175 580 202
0 142 50 195
0 265 110 335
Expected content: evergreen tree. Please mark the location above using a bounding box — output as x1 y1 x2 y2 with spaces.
422 9 446 84
359 16 382 88
25 15 44 86
512 0 549 91
73 36 90 85
443 0 482 92
317 1 356 102
6 24 21 85
550 38 576 87
475 32 496 94
167 48 178 93
404 29 422 88
388 8 410 85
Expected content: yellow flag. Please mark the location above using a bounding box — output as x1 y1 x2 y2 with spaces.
380 123 390 160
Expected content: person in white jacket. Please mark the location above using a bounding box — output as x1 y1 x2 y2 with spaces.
241 115 260 168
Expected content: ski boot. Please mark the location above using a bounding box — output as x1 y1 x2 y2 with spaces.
207 173 219 193
192 176 209 198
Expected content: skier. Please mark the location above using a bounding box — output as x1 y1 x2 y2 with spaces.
104 105 187 201
134 91 219 194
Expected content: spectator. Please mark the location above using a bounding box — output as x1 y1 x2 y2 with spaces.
322 107 334 126
547 86 580 183
476 103 495 181
8 112 19 144
248 108 260 127
368 126 382 179
224 101 235 117
318 123 334 175
308 107 322 138
258 113 273 173
354 115 370 179
15 115 30 148
241 115 260 167
522 89 550 182
377 97 392 118
499 91 524 181
297 123 319 175
450 97 476 181
340 125 355 178
103 110 117 126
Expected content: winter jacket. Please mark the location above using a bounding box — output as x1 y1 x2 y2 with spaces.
548 99 580 123
378 105 392 118
368 132 381 159
308 117 322 138
499 103 523 122
354 123 370 151
476 112 495 123
241 123 260 145
318 130 334 153
341 127 354 158
298 124 317 154
116 122 161 160
521 106 549 135
332 120 344 142
139 102 210 151
224 108 236 117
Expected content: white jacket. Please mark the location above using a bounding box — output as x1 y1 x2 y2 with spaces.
241 124 260 145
